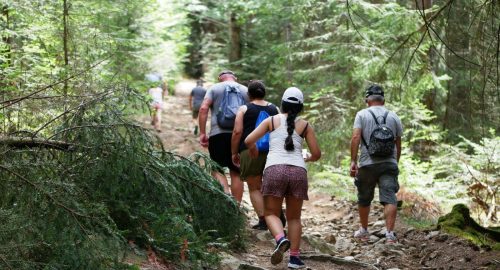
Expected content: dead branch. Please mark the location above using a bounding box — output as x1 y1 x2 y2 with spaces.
0 136 74 151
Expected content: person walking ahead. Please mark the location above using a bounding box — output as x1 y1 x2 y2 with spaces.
189 79 206 135
198 70 248 202
350 84 403 244
231 80 279 230
245 87 321 269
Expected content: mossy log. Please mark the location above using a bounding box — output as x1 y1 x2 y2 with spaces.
437 204 500 250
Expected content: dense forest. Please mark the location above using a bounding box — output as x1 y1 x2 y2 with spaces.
0 0 498 269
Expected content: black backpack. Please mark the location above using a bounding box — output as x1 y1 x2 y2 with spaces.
361 110 395 157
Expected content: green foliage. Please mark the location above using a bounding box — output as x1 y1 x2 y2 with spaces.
0 88 245 269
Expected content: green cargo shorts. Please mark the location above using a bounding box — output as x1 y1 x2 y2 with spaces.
355 162 399 206
239 149 267 180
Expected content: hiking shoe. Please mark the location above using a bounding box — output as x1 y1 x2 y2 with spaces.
280 209 287 227
385 231 398 244
271 237 290 265
288 256 306 269
251 219 268 230
354 227 370 242
193 125 198 135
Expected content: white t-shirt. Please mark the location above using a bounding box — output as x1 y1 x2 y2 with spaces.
148 87 163 103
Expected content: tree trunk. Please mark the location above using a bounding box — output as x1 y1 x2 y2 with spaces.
184 11 204 78
229 13 242 64
443 1 471 135
62 0 70 123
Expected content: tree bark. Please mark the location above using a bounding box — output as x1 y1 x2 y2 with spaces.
0 136 74 151
229 13 242 63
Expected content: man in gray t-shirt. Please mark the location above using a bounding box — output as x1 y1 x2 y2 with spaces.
189 80 206 135
198 70 248 203
350 84 403 244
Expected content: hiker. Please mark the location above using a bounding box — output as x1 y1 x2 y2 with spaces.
231 80 280 230
198 70 248 202
149 82 167 132
350 84 403 244
189 79 206 135
244 87 321 269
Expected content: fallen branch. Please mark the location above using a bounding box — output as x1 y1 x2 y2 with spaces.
0 136 74 151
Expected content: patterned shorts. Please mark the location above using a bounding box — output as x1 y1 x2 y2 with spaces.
262 164 308 200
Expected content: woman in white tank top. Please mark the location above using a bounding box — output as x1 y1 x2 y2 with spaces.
244 87 321 269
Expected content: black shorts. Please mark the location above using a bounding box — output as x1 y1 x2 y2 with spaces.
208 133 240 172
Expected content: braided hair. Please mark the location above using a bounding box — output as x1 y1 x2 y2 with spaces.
281 100 303 151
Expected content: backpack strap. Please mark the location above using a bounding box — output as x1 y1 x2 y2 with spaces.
300 122 309 138
367 109 380 125
361 135 369 149
382 110 389 124
271 116 275 131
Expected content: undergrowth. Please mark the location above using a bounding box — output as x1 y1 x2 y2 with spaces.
0 88 245 269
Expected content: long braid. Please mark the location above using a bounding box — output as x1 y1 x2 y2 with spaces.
285 111 298 151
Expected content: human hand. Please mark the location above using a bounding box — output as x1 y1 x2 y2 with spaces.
249 145 259 158
232 153 240 168
302 149 312 161
199 133 209 147
350 161 358 177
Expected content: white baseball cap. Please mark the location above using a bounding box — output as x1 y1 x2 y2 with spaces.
282 87 304 104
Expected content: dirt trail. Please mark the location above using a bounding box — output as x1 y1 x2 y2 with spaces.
138 80 499 270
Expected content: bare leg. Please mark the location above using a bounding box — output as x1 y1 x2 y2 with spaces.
264 196 285 237
212 171 230 194
384 204 397 231
154 108 162 131
229 169 243 203
285 196 303 251
358 205 370 229
246 175 264 217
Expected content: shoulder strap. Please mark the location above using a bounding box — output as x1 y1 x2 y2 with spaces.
361 136 369 149
300 122 309 138
271 116 275 131
368 109 380 125
382 110 389 124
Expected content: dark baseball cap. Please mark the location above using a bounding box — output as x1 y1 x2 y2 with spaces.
365 84 384 98
218 70 236 78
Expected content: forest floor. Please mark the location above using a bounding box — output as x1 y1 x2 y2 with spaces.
135 80 499 270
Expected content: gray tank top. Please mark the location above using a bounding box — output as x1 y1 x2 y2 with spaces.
264 114 306 170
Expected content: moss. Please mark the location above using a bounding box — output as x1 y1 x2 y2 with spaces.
437 204 500 250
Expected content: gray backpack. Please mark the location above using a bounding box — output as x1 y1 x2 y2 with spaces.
361 110 395 157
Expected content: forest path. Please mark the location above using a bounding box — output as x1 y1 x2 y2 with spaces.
137 80 499 270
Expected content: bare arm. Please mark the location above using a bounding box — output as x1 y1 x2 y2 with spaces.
162 84 168 98
244 117 271 148
188 94 193 110
231 106 246 155
350 128 362 177
198 98 212 136
395 136 401 162
351 128 362 162
304 123 321 162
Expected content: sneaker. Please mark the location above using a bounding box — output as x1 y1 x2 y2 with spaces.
251 219 268 230
193 125 198 135
280 209 287 227
385 231 398 244
354 227 370 242
271 237 290 265
288 256 306 269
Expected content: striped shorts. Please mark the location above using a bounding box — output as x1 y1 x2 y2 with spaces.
262 164 308 200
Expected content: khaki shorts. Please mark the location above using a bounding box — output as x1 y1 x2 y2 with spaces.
239 149 267 180
355 162 399 206
192 109 199 119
